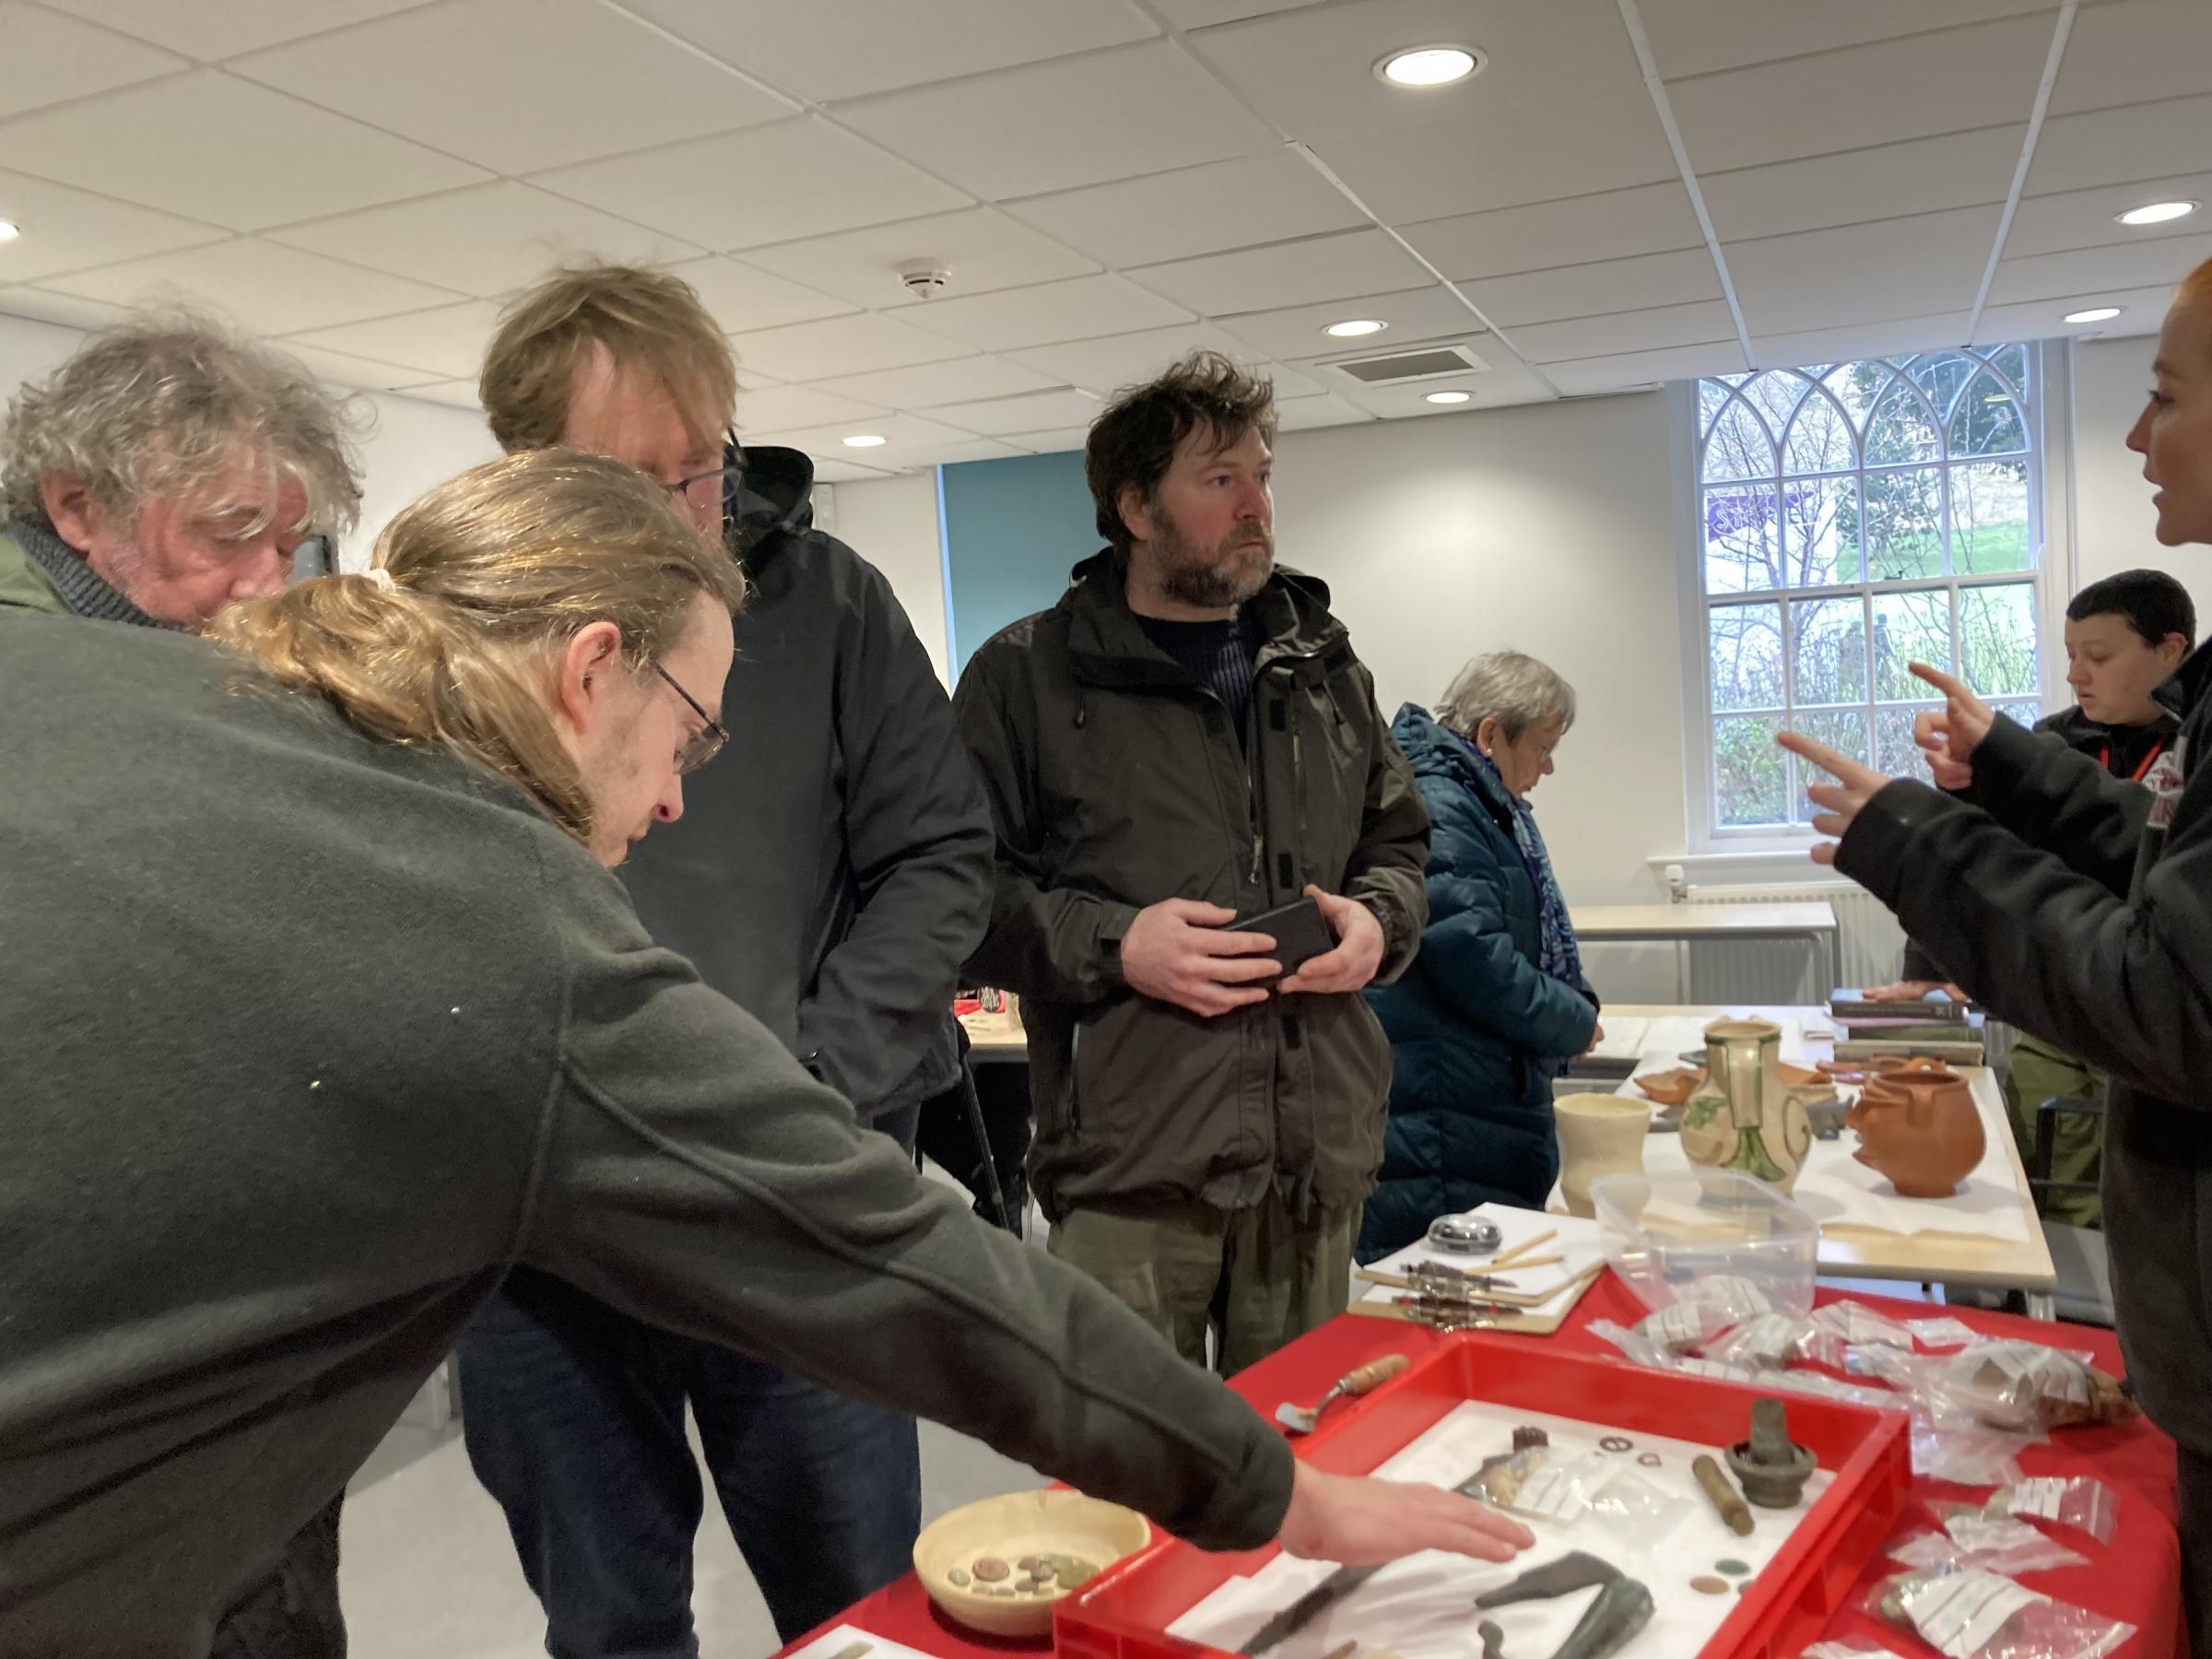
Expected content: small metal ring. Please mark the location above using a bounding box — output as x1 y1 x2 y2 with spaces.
1598 1435 1634 1453
1638 1452 1663 1468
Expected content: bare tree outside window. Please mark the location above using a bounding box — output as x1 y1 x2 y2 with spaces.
1696 347 2043 830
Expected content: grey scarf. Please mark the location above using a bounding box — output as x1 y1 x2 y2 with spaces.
7 512 171 629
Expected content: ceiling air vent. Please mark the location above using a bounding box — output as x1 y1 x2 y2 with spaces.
1326 344 1489 384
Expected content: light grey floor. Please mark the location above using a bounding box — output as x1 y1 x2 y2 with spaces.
339 1161 1050 1659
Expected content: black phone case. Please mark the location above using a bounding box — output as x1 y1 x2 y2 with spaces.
1236 896 1336 976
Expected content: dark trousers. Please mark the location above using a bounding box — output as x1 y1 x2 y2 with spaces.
458 1266 921 1656
206 1492 347 1658
912 1058 1030 1234
2182 1441 2212 1657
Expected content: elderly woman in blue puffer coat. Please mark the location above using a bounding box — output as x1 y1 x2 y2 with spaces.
1358 652 1601 1263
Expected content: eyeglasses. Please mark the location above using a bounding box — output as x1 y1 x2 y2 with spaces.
653 663 729 775
662 434 744 511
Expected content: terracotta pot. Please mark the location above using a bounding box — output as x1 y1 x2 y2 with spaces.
1634 1066 1703 1107
1846 1059 1985 1197
1679 1018 1813 1194
1556 1094 1649 1218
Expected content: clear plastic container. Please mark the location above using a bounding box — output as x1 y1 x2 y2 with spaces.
1591 1169 1820 1318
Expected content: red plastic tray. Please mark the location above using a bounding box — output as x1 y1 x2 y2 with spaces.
1054 1333 1912 1659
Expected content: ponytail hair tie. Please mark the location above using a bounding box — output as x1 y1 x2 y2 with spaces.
362 566 399 594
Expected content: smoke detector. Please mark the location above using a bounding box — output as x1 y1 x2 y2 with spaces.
898 260 951 299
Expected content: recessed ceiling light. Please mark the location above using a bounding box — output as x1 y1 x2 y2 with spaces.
1376 45 1480 88
2064 306 2124 324
1324 318 1387 338
0 219 19 243
1425 391 1472 406
2116 200 2197 226
841 434 888 448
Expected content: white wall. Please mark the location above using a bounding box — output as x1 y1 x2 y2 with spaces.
1273 394 1691 905
0 308 499 571
2070 332 2212 626
832 469 952 686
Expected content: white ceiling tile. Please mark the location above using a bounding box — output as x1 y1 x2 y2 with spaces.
837 40 1277 200
1542 341 1748 396
1511 300 1740 364
1256 360 1325 399
810 456 900 482
1725 206 2005 335
2029 96 2212 195
1194 0 1641 145
270 340 437 393
392 378 482 410
747 412 987 462
1971 281 2177 345
35 0 429 59
1317 102 1678 225
1461 248 1722 328
923 388 1105 435
1749 312 1975 370
733 384 890 435
1128 229 1430 316
2006 176 2212 260
2049 0 2212 116
1218 286 1481 361
1006 425 1094 453
622 0 1159 102
39 239 461 336
0 170 229 282
0 2 183 117
1700 126 2028 243
1006 323 1295 395
227 0 790 175
1641 0 2055 78
1004 150 1365 269
726 312 976 381
268 182 702 299
1153 0 1327 23
900 274 1191 351
743 208 1098 312
1400 182 1704 283
0 70 488 231
662 256 853 333
0 287 133 332
1985 232 2212 306
532 119 971 253
1666 17 2053 175
285 300 506 380
1327 355 1556 415
810 356 1063 409
887 437 1030 467
1273 393 1375 430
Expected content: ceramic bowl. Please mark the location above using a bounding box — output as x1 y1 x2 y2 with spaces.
1634 1066 1704 1107
913 1488 1151 1637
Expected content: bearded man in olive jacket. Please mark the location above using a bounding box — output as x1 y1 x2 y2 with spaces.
956 352 1429 1375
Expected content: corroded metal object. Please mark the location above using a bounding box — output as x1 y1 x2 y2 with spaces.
1546 1577 1653 1659
1726 1397 1816 1509
1691 1453 1754 1535
1472 1551 1620 1610
1429 1214 1504 1254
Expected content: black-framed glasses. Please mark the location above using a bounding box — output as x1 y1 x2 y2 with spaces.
654 664 729 775
662 431 744 513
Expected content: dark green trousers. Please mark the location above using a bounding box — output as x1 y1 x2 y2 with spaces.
2003 1033 2104 1230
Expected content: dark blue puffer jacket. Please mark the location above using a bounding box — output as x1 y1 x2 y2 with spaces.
1357 705 1599 1262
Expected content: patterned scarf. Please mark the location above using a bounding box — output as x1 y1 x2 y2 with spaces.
1470 742 1583 990
6 512 171 629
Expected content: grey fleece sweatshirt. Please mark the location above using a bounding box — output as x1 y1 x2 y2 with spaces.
0 612 1292 1657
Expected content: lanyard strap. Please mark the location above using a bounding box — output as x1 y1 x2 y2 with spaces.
2100 738 2167 782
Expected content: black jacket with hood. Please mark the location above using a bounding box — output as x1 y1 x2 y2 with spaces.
956 548 1430 1222
618 445 993 1117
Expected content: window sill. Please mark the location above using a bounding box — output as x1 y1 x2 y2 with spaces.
1645 848 1852 893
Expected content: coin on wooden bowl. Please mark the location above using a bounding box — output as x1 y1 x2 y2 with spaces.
912 1489 1152 1638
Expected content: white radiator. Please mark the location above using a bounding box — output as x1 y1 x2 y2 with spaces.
1680 883 1906 1004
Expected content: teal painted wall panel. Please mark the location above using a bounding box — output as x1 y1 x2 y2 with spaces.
940 450 1097 680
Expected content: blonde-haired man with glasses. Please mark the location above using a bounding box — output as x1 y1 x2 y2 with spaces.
457 264 994 1657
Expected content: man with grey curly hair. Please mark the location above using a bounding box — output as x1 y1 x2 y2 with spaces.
1 311 360 629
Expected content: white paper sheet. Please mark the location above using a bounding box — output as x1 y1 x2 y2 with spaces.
1356 1205 1606 1321
1167 1400 1834 1659
785 1623 951 1659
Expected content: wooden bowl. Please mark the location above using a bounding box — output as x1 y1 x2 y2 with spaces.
913 1489 1151 1637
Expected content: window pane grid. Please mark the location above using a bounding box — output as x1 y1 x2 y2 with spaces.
1697 347 2044 831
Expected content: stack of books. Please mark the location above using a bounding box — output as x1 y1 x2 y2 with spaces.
1828 988 1985 1065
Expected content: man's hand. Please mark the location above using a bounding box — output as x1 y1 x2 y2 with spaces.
1582 1019 1606 1057
1910 662 1994 792
1277 1463 1534 1566
1863 980 1967 1003
1775 731 1894 866
1119 899 1279 1018
1278 886 1386 995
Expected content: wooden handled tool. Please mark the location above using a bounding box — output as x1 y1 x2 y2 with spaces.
1274 1353 1410 1434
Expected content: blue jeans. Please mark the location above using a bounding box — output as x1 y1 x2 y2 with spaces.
457 1267 921 1657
